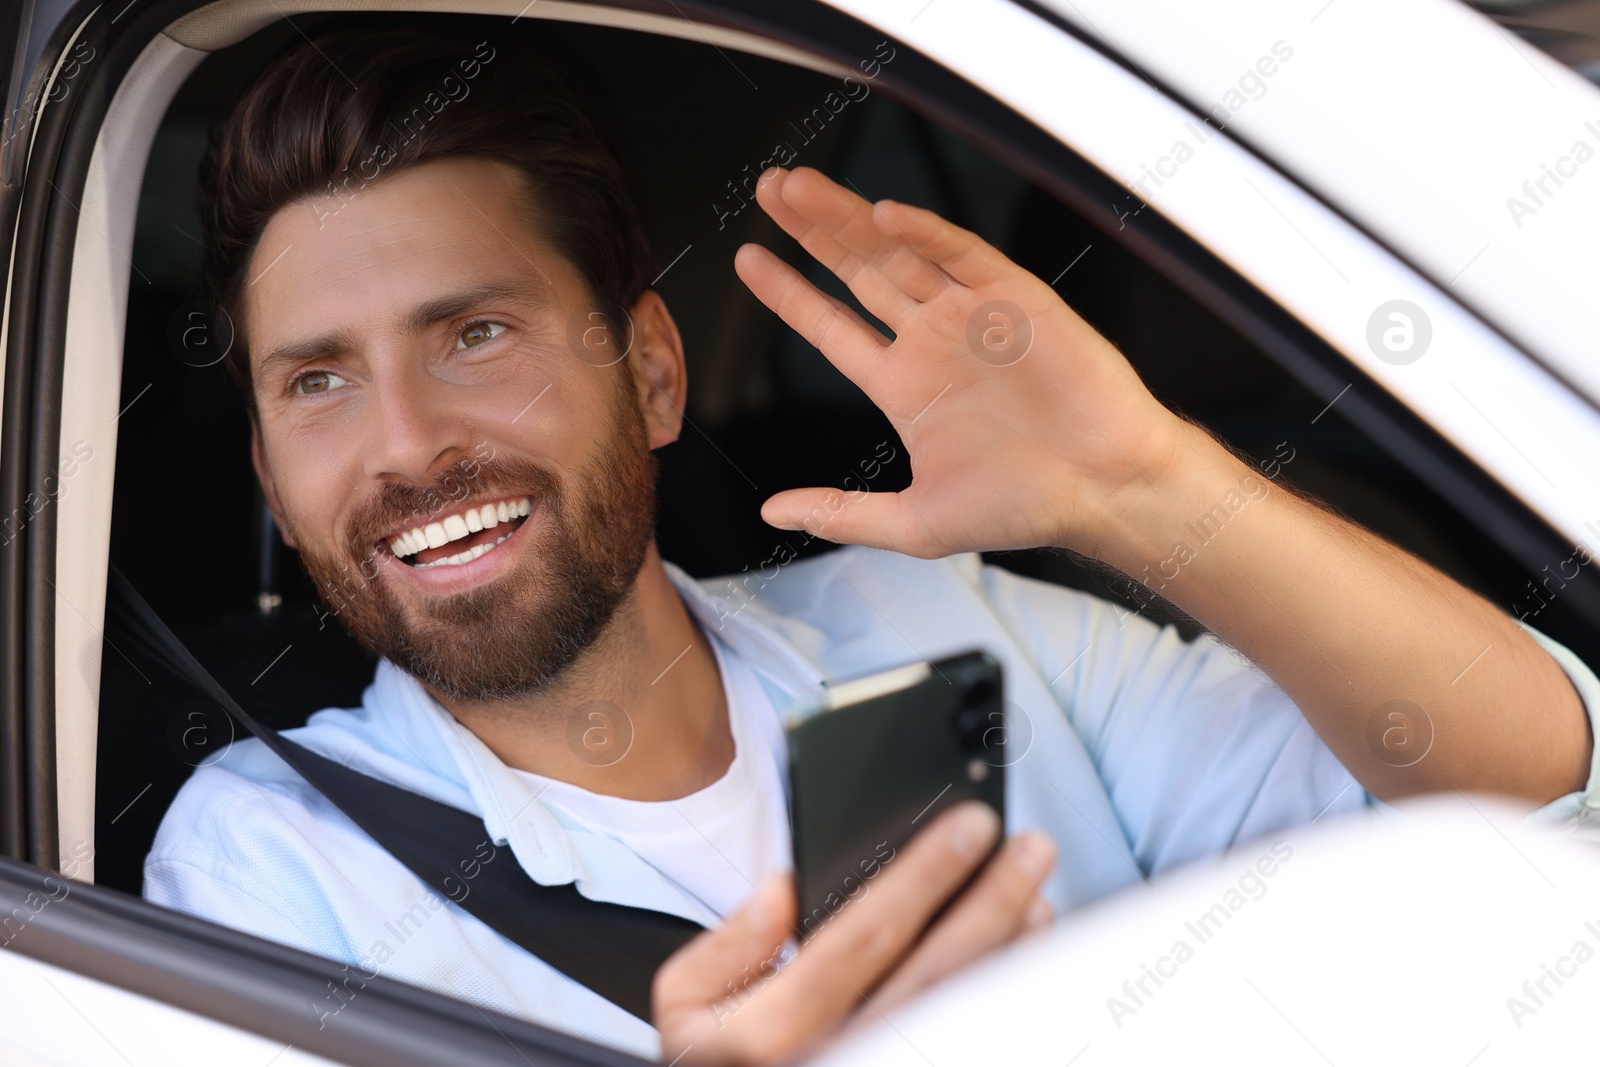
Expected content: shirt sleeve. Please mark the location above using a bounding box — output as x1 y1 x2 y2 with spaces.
144 854 325 955
979 562 1600 872
141 760 366 965
1523 625 1600 824
978 561 1368 876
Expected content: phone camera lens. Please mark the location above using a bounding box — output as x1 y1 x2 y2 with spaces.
960 676 996 710
953 707 991 754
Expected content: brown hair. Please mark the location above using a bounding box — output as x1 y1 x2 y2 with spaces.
199 27 656 418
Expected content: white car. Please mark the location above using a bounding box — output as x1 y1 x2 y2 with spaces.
2 0 1597 1063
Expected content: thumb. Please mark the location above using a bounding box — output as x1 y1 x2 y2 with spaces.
652 873 794 1018
760 487 922 554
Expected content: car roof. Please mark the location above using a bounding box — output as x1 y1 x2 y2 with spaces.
1030 0 1600 403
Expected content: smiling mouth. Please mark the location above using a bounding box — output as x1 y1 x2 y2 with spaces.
383 496 533 569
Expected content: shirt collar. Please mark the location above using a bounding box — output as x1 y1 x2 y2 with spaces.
365 557 830 897
660 556 831 703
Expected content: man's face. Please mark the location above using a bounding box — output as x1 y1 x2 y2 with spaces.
244 156 661 703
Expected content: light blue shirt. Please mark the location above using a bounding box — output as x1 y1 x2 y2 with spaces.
143 546 1600 1058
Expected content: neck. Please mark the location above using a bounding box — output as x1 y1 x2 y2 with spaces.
424 542 733 801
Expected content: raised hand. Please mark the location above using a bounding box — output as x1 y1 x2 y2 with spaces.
733 166 1186 559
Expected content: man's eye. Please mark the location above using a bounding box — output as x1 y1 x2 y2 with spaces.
295 370 350 395
457 321 506 349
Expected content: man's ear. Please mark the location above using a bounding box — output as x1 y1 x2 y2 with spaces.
626 289 687 450
249 421 296 549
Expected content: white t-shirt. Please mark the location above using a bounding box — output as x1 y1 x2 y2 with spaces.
508 630 794 921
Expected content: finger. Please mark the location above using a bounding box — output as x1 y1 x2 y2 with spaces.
761 486 939 558
873 197 1017 289
750 169 925 331
734 243 888 387
652 873 792 1019
868 831 1058 1013
750 801 1000 1040
761 166 949 305
763 167 953 311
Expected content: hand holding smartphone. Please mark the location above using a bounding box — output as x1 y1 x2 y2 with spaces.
656 650 1051 1063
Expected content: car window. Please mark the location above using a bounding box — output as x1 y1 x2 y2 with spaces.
88 6 1600 1057
1475 0 1600 83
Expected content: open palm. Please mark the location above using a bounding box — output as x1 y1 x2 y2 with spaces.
733 167 1182 559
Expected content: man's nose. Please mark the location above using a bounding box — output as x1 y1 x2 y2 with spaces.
360 361 476 483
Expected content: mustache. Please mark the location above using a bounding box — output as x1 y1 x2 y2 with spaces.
342 451 561 559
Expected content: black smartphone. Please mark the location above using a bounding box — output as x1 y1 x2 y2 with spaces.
786 649 1006 940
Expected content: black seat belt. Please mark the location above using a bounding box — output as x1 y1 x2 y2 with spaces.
104 565 705 1024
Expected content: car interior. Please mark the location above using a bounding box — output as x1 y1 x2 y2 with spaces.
91 6 1600 937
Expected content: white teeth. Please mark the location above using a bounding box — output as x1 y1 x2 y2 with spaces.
412 530 514 569
386 497 532 559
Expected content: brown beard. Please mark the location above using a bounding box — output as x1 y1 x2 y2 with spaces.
285 376 657 703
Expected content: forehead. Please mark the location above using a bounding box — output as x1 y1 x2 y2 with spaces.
243 156 568 364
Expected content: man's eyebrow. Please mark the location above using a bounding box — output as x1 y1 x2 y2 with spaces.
400 281 546 336
255 281 549 377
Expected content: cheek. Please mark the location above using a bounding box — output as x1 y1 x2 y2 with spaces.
444 335 587 422
495 366 629 453
264 433 353 543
